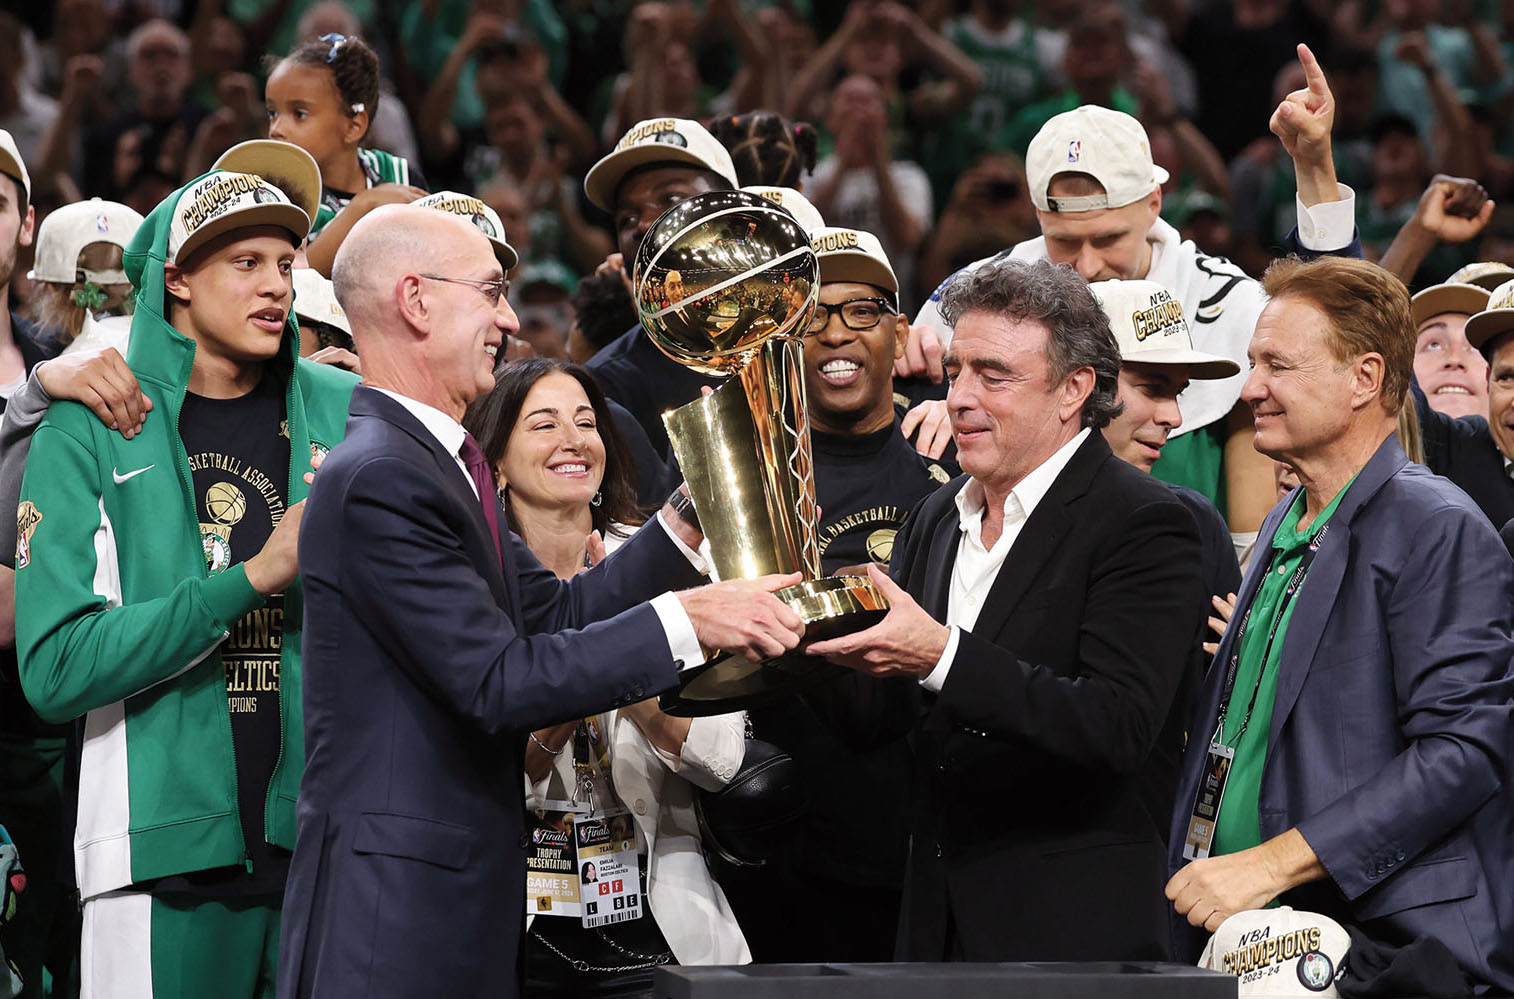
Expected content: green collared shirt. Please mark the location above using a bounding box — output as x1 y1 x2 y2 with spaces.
1211 480 1354 857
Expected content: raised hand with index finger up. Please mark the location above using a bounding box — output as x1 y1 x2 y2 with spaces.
1270 43 1339 209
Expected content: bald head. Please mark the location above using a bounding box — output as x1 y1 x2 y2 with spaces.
334 204 513 419
333 204 495 343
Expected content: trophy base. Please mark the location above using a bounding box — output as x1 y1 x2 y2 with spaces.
658 575 889 717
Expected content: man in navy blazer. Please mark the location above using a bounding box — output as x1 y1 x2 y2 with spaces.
1167 256 1514 993
276 206 806 998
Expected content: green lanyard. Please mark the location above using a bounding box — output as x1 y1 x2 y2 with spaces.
1212 523 1331 748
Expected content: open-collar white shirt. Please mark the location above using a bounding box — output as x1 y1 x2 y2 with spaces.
370 386 706 670
921 428 1090 693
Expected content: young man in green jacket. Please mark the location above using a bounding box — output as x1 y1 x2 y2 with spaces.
14 145 357 998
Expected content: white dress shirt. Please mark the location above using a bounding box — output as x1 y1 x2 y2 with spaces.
371 387 705 669
920 428 1090 693
1294 184 1359 252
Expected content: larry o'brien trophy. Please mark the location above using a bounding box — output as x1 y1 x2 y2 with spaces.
634 190 888 717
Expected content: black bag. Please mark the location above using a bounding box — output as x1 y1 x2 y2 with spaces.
695 739 808 868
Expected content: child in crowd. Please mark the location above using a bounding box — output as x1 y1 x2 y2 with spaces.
264 33 428 274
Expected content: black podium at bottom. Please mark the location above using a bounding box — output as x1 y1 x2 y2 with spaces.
655 962 1236 998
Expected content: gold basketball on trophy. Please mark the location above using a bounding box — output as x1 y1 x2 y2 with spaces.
634 190 888 716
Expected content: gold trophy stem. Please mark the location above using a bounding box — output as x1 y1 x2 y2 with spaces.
660 338 888 716
736 337 821 580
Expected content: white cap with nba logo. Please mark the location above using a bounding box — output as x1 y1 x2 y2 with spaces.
1199 907 1351 996
1027 105 1170 213
1090 278 1238 379
167 171 310 264
28 198 145 284
584 117 738 212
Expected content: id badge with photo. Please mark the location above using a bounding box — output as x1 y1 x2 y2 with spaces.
1183 741 1235 861
573 808 643 928
526 801 590 917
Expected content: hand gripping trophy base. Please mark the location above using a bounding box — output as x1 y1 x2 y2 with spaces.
658 574 888 717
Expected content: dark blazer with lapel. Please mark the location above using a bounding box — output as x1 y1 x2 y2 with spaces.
1168 436 1514 993
812 432 1206 962
277 386 704 999
1414 378 1514 527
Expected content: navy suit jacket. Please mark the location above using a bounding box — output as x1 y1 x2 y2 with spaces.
277 386 704 999
1168 435 1514 992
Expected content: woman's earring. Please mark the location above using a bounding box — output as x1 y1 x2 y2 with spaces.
591 491 603 507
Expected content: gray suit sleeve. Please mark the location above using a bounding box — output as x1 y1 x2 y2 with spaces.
0 371 54 568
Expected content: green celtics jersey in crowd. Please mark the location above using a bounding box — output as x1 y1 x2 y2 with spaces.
307 148 423 243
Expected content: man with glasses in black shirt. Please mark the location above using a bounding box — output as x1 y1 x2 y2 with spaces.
731 225 952 963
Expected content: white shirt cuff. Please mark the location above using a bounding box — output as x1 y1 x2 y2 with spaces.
1295 184 1356 251
650 591 705 673
657 508 709 575
920 624 960 693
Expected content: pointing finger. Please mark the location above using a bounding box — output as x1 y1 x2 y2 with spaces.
1298 43 1328 96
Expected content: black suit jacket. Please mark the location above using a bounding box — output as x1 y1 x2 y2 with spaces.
812 433 1205 962
1413 378 1514 526
277 387 704 999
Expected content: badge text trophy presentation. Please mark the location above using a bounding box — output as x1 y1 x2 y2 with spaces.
634 190 888 716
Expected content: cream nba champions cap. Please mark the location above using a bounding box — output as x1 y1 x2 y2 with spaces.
1410 281 1490 329
585 118 738 212
1464 278 1514 353
811 226 898 299
742 186 825 235
413 191 519 269
1027 106 1169 213
1090 279 1238 378
1447 261 1514 292
211 139 322 222
167 171 310 264
1199 908 1350 996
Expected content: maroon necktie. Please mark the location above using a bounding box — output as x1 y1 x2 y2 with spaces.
459 432 503 563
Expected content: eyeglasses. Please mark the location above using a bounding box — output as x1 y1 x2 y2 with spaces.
421 274 508 307
805 297 896 335
319 33 348 62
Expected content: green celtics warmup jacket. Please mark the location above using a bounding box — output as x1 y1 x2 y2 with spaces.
14 173 357 900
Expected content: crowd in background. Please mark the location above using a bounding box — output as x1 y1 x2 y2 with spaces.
5 0 1514 329
4 1 1514 997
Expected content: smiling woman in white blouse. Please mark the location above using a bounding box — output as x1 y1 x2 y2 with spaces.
465 358 749 999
